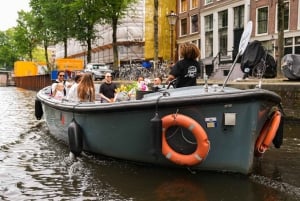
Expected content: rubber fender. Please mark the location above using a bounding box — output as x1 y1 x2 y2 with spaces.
34 99 43 120
150 113 162 158
273 115 284 148
68 119 83 156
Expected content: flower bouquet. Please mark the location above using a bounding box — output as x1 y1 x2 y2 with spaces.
114 82 138 102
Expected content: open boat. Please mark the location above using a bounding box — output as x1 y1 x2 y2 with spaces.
35 22 283 174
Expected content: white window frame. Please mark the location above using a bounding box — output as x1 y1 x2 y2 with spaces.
256 6 269 35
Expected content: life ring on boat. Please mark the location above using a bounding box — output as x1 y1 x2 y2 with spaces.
255 110 282 156
161 114 210 166
68 119 83 157
34 99 43 120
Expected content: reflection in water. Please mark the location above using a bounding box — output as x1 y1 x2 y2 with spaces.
0 87 299 200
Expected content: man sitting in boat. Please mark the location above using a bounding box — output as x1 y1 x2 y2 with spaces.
166 43 201 88
152 76 164 92
99 73 117 103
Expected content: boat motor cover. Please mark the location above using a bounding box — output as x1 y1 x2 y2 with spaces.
281 54 300 80
240 40 276 78
263 54 277 78
240 40 265 73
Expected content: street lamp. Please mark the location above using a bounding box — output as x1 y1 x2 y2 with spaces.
167 11 178 63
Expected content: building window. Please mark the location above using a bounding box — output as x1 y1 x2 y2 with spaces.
234 5 244 29
284 37 293 54
205 14 213 57
218 10 228 29
295 36 300 45
219 10 228 55
295 37 300 54
180 0 187 13
205 14 213 32
180 18 188 36
191 14 199 33
276 1 290 31
205 0 213 5
285 37 293 46
257 7 268 34
191 0 198 9
283 1 290 30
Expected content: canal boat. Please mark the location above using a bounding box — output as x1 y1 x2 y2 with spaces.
35 21 283 174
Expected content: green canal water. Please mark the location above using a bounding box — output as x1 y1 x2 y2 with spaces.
0 86 299 200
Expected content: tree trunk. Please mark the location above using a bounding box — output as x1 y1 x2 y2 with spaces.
86 25 93 64
64 38 68 58
44 43 49 68
112 17 119 71
277 0 284 78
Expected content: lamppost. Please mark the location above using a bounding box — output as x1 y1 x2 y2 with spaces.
167 11 178 63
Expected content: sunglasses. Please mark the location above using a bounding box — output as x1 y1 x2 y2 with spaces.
59 74 65 77
106 76 112 77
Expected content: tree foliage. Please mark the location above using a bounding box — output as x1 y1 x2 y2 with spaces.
0 0 137 69
0 29 20 69
100 0 137 69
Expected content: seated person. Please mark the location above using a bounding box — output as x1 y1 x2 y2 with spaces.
77 73 95 102
99 73 117 103
67 74 82 101
137 76 149 91
67 73 95 102
52 82 65 100
51 71 72 96
152 76 163 92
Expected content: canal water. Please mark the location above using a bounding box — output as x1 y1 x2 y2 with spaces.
0 87 299 200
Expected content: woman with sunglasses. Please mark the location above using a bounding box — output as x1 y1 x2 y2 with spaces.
51 70 67 96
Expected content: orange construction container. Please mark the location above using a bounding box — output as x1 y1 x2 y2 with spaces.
55 59 84 71
14 61 39 77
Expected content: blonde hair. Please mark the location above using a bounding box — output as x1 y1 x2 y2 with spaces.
77 73 95 102
180 43 200 60
52 83 64 97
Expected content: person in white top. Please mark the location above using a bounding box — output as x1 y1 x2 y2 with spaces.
67 74 82 102
52 82 65 100
67 73 95 102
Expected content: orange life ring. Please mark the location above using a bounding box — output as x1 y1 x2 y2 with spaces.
162 114 210 166
255 110 282 156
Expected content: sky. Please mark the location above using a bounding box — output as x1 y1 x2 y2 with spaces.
0 0 31 31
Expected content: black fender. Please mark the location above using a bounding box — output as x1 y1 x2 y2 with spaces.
150 112 162 158
68 119 83 156
272 115 284 148
35 99 43 120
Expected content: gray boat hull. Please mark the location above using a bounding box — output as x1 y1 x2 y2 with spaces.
37 85 281 174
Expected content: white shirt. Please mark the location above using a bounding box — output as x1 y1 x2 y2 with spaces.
53 90 64 100
67 83 79 102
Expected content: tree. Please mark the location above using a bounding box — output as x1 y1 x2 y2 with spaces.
30 0 76 58
101 0 137 70
69 0 105 64
14 11 39 61
30 0 57 68
0 30 21 69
